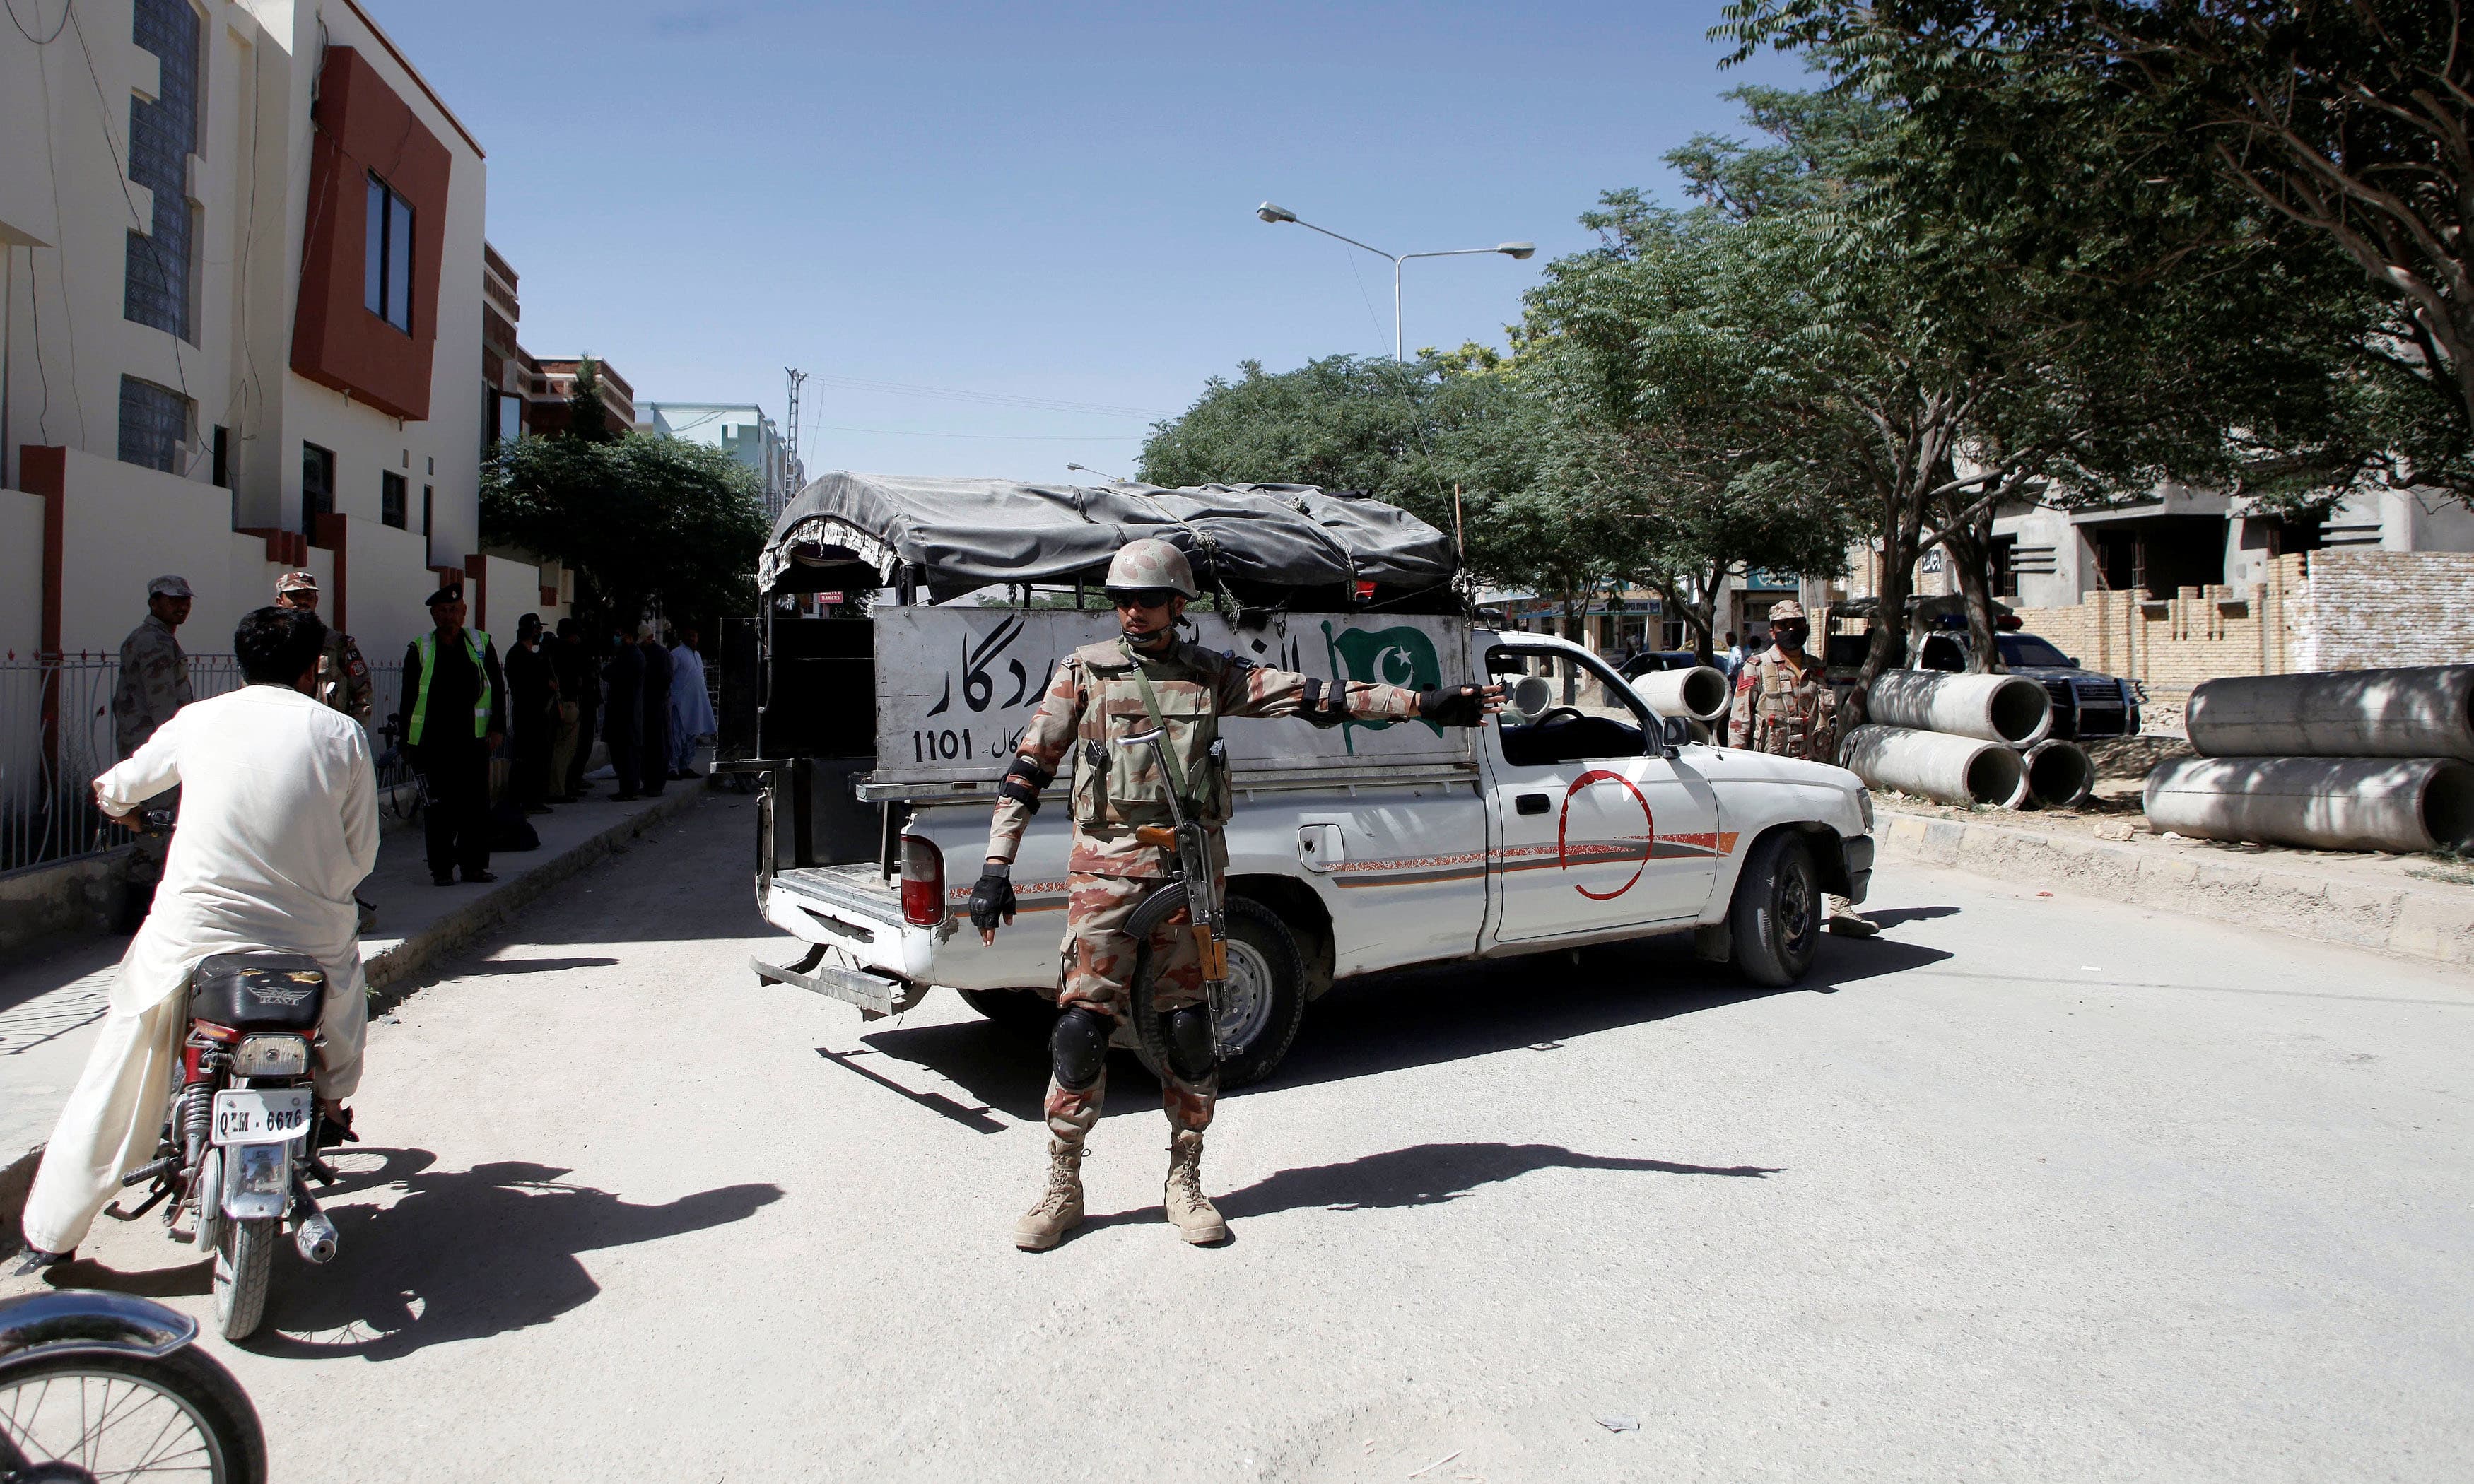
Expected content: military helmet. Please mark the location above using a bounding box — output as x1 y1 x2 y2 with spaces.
1103 538 1198 601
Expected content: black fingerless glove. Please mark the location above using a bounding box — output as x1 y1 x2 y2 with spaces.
968 869 1016 933
1417 685 1485 727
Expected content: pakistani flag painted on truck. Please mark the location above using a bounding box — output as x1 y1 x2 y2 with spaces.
1324 622 1446 752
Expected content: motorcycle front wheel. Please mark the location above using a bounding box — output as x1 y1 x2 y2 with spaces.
0 1347 267 1483
212 1216 276 1342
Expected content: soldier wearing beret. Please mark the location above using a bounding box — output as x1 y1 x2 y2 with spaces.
396 584 508 885
272 570 373 724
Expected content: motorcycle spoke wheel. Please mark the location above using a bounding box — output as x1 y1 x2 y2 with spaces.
0 1356 234 1482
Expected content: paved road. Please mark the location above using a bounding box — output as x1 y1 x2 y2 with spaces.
10 796 2470 1481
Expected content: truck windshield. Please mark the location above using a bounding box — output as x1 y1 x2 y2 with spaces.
1996 635 2073 668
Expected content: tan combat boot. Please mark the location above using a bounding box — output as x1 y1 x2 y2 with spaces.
1163 1129 1228 1244
1013 1136 1086 1251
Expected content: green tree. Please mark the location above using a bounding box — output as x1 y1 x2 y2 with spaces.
1720 0 2471 505
482 433 766 637
563 355 618 444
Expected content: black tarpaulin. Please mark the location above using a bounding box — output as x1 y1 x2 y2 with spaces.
759 472 1458 603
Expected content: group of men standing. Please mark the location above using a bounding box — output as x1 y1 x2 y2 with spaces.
110 571 717 895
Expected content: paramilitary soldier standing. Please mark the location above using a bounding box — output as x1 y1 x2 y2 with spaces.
1726 599 1877 938
112 575 195 924
272 570 373 723
970 538 1498 1250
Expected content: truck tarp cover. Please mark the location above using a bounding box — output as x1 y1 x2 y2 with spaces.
761 473 1458 603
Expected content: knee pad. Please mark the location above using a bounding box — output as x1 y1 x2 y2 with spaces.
1161 1003 1217 1083
1050 1006 1113 1090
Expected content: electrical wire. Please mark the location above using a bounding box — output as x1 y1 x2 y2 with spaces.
808 423 1142 442
4 0 71 46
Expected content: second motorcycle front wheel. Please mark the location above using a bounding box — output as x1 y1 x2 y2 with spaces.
213 1215 277 1341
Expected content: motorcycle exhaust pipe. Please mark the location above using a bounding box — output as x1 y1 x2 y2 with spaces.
295 1211 338 1264
290 1182 339 1264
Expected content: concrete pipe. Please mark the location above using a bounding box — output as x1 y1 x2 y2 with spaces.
2019 738 2094 808
1630 666 1732 722
2184 666 2474 760
1863 670 2053 746
2143 754 2474 854
1840 724 2029 808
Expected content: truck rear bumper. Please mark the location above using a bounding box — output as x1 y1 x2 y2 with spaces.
751 944 925 1020
761 866 940 985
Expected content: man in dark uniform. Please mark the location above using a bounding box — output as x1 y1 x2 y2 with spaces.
558 620 600 800
638 624 672 799
603 625 645 801
505 613 557 813
397 584 508 885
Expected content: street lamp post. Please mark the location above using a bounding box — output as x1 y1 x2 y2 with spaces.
1255 203 1534 361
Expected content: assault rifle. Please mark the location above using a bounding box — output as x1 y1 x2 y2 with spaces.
1115 726 1229 1068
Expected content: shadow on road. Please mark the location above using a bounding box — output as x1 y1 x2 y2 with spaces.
1863 905 1962 929
1217 1141 1781 1218
455 955 621 976
851 930 1953 1126
213 1150 784 1360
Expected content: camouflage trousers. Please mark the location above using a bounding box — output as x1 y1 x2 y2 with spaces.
1050 872 1214 1134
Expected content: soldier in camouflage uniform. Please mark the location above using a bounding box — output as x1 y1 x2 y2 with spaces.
112 575 196 925
274 571 374 724
970 538 1499 1251
1726 600 1877 938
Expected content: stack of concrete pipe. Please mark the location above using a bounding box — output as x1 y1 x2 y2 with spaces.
1839 671 2094 809
2143 667 2474 854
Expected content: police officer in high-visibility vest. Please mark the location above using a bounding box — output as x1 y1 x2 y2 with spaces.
397 584 508 885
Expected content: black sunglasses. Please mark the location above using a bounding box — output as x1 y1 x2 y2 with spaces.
1108 588 1178 611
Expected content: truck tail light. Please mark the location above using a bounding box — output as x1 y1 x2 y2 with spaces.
898 835 945 927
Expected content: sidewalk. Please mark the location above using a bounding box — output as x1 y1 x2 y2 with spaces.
1 771 709 1249
1875 804 2474 965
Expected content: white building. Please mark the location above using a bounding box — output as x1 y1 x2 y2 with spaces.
640 402 797 519
1 0 558 667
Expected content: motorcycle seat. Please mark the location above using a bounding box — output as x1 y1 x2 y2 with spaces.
188 952 327 1031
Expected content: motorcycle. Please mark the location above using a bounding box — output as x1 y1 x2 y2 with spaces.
0 1287 266 1483
116 953 347 1343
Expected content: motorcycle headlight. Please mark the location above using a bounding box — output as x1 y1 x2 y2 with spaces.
234 1034 310 1078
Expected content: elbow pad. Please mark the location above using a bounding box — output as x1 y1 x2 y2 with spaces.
1299 676 1348 729
997 757 1054 811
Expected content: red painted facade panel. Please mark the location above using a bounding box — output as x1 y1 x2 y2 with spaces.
289 47 451 422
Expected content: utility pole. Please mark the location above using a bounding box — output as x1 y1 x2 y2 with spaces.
781 366 807 518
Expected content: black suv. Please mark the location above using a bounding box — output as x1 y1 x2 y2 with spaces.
1913 630 2143 739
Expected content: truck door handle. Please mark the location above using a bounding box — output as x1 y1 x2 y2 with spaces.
1515 793 1550 815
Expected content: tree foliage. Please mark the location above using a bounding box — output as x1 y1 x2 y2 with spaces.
482 433 766 637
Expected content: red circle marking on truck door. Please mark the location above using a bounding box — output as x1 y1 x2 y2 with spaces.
1557 769 1654 900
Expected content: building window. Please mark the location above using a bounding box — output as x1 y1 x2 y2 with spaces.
364 175 415 334
422 485 434 537
486 390 524 444
210 425 229 488
118 376 192 473
124 0 200 341
302 442 335 536
382 471 408 529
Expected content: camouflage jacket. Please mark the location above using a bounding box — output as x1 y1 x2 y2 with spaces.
987 636 1421 878
113 613 193 760
1727 647 1839 761
315 628 373 724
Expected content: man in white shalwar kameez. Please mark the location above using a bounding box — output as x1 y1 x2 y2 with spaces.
17 606 377 1268
667 627 717 777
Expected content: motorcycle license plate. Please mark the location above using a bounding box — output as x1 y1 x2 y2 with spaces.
211 1088 313 1144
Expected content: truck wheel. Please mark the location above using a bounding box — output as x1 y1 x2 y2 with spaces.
1729 830 1819 987
957 987 1060 1040
1130 897 1306 1090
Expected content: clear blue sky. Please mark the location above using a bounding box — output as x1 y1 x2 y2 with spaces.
365 1 1805 485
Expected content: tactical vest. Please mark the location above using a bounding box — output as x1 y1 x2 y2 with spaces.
1069 639 1233 830
409 629 493 744
1747 650 1837 760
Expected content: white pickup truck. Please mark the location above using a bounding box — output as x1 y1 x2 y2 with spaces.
738 601 1876 1086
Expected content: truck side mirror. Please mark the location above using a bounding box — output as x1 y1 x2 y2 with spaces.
1658 715 1690 758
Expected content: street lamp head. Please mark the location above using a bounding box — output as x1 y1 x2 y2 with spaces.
1498 242 1536 259
1256 202 1298 224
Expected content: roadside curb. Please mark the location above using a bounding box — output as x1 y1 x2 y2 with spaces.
3 784 708 1258
1877 808 2474 966
362 784 707 1008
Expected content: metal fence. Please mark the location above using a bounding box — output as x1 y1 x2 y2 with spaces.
0 654 407 873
